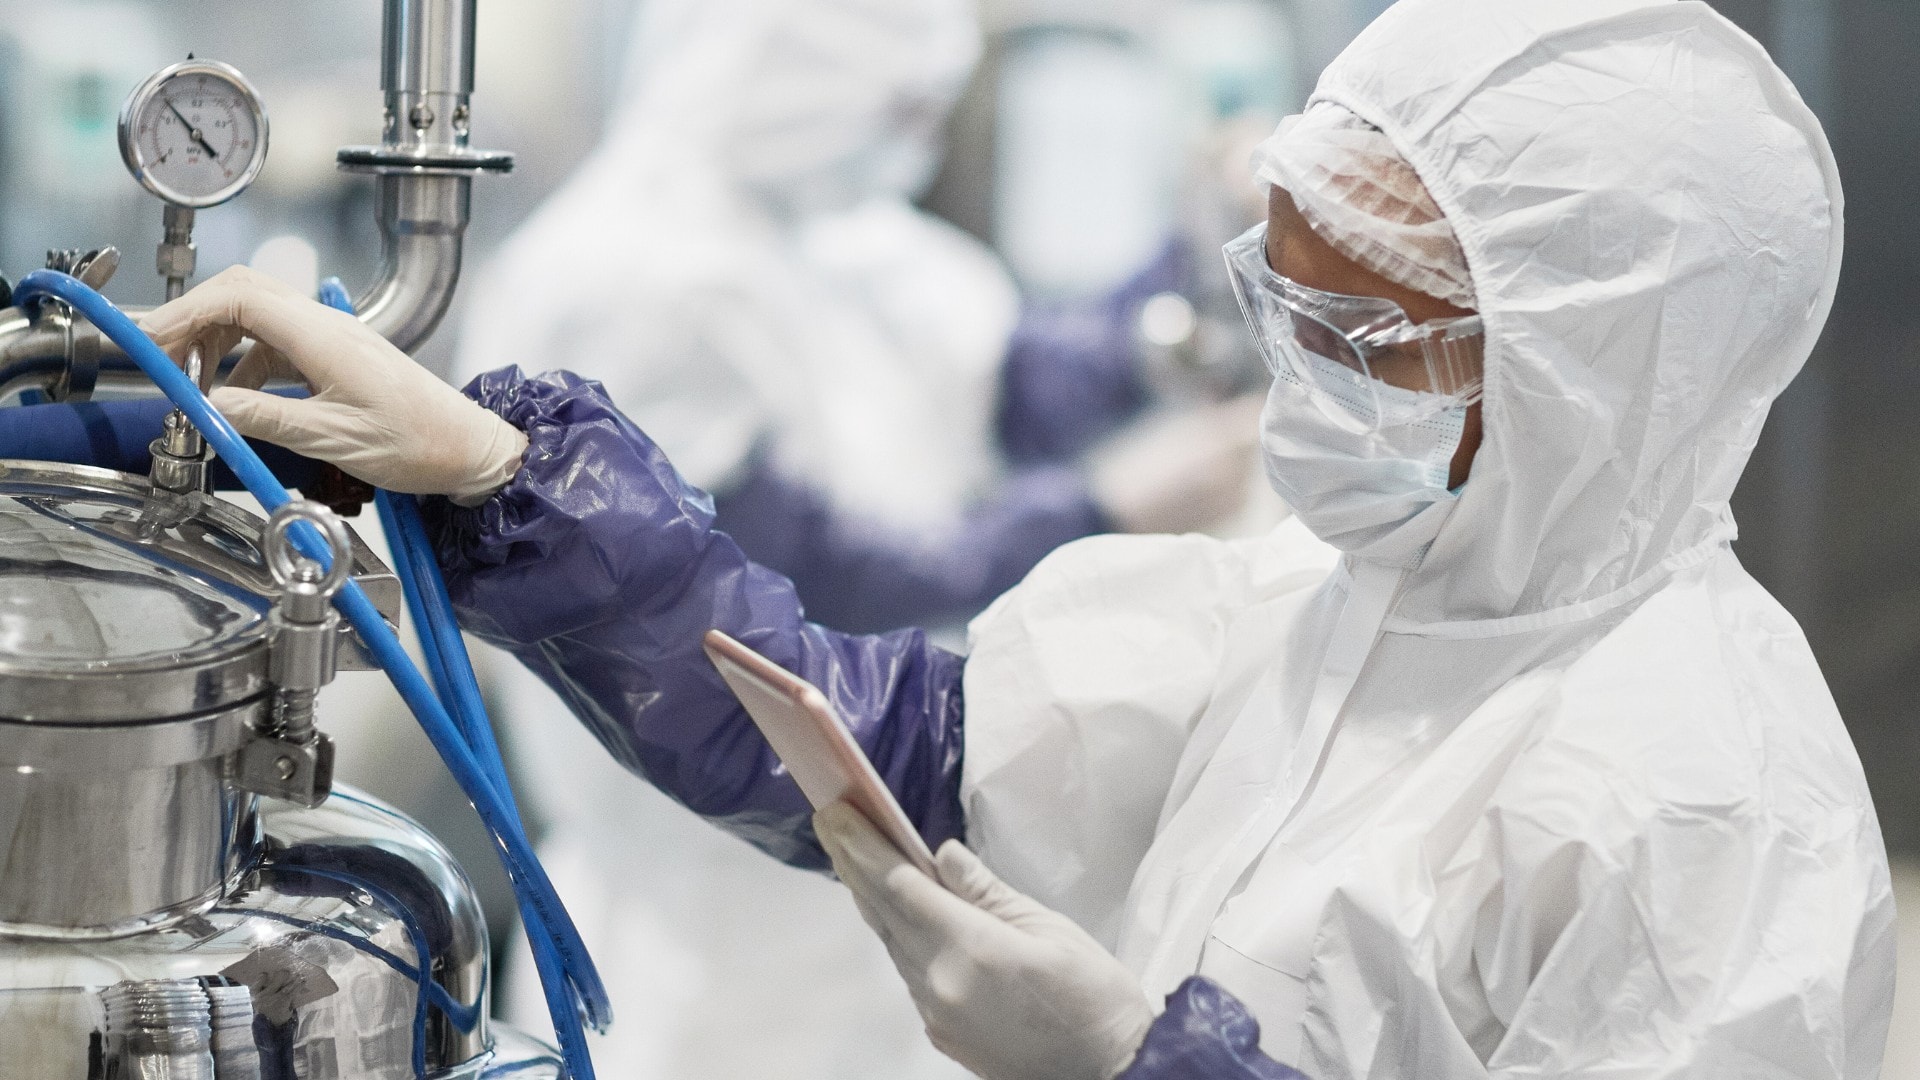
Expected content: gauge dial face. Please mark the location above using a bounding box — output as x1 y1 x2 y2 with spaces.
118 62 268 209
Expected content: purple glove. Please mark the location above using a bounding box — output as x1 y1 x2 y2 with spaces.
423 367 968 869
714 450 1107 633
1119 979 1313 1080
997 238 1186 464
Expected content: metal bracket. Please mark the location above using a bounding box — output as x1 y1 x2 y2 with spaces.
232 732 335 807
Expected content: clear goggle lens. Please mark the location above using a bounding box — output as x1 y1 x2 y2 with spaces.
1223 222 1484 431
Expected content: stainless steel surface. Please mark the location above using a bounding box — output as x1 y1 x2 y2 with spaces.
0 700 260 936
148 407 214 494
24 301 95 405
234 729 336 809
16 254 111 405
466 1027 565 1079
337 0 512 177
0 470 271 721
0 459 548 1074
0 788 541 1078
384 0 474 94
0 700 250 773
0 462 400 720
353 173 470 352
262 501 354 611
265 790 494 1069
101 979 220 1078
383 0 475 151
149 346 215 495
0 304 239 406
161 204 199 302
72 248 119 293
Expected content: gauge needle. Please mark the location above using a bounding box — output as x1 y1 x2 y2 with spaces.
165 97 221 159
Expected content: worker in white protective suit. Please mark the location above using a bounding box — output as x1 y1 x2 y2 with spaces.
924 2 1896 1073
147 0 1895 1075
451 0 1254 1073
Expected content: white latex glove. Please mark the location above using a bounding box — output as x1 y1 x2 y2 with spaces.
815 801 1154 1080
1090 394 1265 534
141 265 528 503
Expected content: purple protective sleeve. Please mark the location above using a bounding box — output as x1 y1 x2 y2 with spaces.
713 451 1107 634
996 238 1184 464
421 367 968 871
1118 978 1314 1080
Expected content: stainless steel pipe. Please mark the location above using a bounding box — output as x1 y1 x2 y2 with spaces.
0 0 513 400
342 0 512 352
383 0 477 155
354 173 471 353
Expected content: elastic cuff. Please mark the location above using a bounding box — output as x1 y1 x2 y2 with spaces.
426 364 718 600
449 422 529 506
1115 978 1310 1080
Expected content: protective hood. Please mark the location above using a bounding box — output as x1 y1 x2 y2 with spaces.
606 0 981 210
1309 0 1842 632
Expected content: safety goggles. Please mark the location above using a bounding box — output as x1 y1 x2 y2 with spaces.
1223 222 1483 432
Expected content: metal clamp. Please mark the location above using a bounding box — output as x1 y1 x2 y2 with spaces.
29 247 118 404
234 501 349 806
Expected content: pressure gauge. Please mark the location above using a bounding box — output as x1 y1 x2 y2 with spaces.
117 60 269 209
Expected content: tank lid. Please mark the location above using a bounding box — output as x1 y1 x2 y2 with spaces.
0 462 277 721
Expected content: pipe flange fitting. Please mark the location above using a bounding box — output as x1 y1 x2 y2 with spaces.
335 145 514 175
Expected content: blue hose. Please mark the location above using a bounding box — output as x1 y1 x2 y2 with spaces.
11 270 608 1078
310 280 598 1076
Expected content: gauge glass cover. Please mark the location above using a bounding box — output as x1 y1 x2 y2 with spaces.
118 61 268 209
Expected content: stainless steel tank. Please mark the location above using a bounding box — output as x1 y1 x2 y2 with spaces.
0 460 560 1079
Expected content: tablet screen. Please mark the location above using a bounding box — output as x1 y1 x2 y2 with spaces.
704 629 939 877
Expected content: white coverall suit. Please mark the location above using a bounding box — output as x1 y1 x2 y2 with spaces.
956 1 1895 1075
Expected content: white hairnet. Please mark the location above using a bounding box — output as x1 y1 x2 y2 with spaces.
1251 103 1477 309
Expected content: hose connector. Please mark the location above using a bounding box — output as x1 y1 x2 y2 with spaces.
148 346 214 495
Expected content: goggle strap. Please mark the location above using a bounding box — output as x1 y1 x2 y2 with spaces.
1422 332 1485 401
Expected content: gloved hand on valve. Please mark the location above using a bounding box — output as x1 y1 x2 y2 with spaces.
140 265 527 505
814 800 1156 1080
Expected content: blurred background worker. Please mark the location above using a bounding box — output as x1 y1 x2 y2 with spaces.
450 0 1276 1073
458 0 1267 635
7 0 1920 1075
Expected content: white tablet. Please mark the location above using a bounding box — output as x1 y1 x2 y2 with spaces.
703 629 939 878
